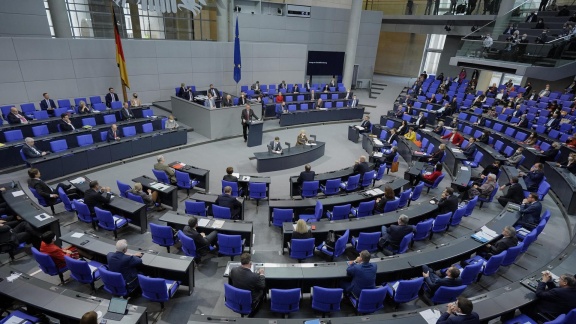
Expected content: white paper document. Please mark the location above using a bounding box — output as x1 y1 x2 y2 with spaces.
71 232 85 238
35 213 52 221
11 190 24 197
354 126 365 130
373 152 383 157
212 220 225 229
88 264 99 273
232 173 240 178
69 177 86 184
197 218 210 227
373 139 383 145
419 309 442 324
460 166 469 171
242 176 250 181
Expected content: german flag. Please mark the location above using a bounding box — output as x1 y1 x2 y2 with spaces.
112 9 130 89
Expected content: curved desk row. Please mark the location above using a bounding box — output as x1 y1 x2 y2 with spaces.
288 165 362 197
543 162 576 214
189 192 246 220
279 107 365 127
254 142 326 173
26 127 187 181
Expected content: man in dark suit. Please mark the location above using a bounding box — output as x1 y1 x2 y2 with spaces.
353 156 371 177
240 104 259 143
481 226 519 258
7 107 31 125
528 272 576 320
27 168 75 204
516 193 542 229
297 164 315 186
437 297 480 324
374 146 397 170
292 84 300 93
521 163 544 192
107 124 120 142
22 138 48 159
541 142 560 162
222 94 233 107
223 167 238 182
39 93 56 116
379 215 415 251
462 137 477 158
208 84 220 100
358 116 371 133
238 93 248 106
107 239 142 292
229 253 266 310
216 186 242 220
269 137 282 154
304 79 311 92
349 95 359 108
516 114 529 128
278 81 287 90
177 83 188 99
120 102 134 120
545 113 560 133
414 112 426 129
436 187 459 215
58 113 75 132
341 250 376 298
498 177 524 207
105 87 119 108
422 265 463 295
182 216 217 263
387 128 399 145
83 180 112 214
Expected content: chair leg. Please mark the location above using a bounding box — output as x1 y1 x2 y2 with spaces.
58 273 65 284
50 205 56 215
160 302 165 310
478 201 484 208
426 187 431 193
166 246 170 253
113 230 118 240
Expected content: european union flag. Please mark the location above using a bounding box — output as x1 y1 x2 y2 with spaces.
233 15 241 84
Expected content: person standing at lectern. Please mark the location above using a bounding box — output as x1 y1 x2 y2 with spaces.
241 104 259 143
269 137 283 154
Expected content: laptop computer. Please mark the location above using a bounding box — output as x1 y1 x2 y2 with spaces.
103 297 128 321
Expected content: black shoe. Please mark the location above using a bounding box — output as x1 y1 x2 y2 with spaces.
244 139 247 142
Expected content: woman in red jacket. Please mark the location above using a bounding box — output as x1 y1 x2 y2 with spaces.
411 163 443 186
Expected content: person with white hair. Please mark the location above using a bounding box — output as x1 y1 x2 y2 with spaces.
460 173 496 202
153 155 176 184
107 239 143 292
22 137 48 159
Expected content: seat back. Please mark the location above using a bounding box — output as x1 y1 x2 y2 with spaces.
99 267 129 296
354 232 381 252
50 139 68 152
397 188 412 208
64 256 95 284
73 200 93 224
152 169 171 184
222 180 241 197
344 174 360 191
332 229 350 258
32 125 49 137
374 164 386 182
270 288 301 314
213 205 232 219
413 219 434 241
537 181 551 200
396 232 413 254
464 196 478 217
323 179 341 195
82 117 96 127
31 247 61 276
111 101 122 109
122 126 136 137
289 238 315 260
126 192 144 204
272 208 293 227
4 130 23 142
483 250 507 276
57 187 74 212
460 262 483 285
501 243 523 266
175 170 193 189
57 99 71 108
520 230 537 253
185 201 207 216
29 187 50 207
360 170 375 187
394 277 424 303
150 223 176 248
432 212 451 233
411 182 424 201
383 198 400 213
217 234 243 256
330 204 351 220
355 200 375 217
94 207 117 230
76 134 94 147
116 180 131 198
142 123 153 133
224 283 252 315
93 103 106 111
177 230 197 257
103 114 117 124
355 286 387 314
450 207 465 226
311 286 343 313
301 181 320 198
138 275 170 302
248 182 267 200
431 285 467 304
33 110 49 120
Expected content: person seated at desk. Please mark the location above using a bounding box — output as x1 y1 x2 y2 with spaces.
128 182 165 211
292 219 312 239
7 107 32 125
358 116 371 133
437 296 480 324
229 253 265 312
130 93 141 107
422 265 462 295
386 128 399 146
475 130 490 144
154 155 177 184
223 166 238 182
296 130 309 146
77 100 91 114
544 112 561 133
27 168 77 203
399 104 414 118
278 101 288 116
165 114 179 130
222 94 233 107
292 83 300 93
322 84 330 92
177 83 188 99
297 164 315 186
397 120 409 136
506 147 524 166
205 93 216 109
238 92 248 106
435 187 459 216
349 95 359 108
515 193 543 230
40 92 57 116
520 163 544 192
523 272 576 321
58 113 75 132
498 176 525 207
479 226 518 259
374 186 396 213
183 216 218 263
269 137 283 155
374 146 397 170
107 239 143 293
40 231 77 269
341 250 376 298
556 152 576 174
0 215 40 248
523 132 538 146
251 81 261 94
460 173 496 202
106 124 121 142
462 137 477 158
433 121 445 135
411 163 443 186
216 186 242 220
434 103 450 119
84 180 112 215
414 112 426 129
442 130 464 146
471 160 500 184
420 144 446 164
315 98 324 109
105 87 119 108
275 92 284 104
353 155 371 177
404 127 417 143
541 142 560 162
378 214 414 252
22 137 48 159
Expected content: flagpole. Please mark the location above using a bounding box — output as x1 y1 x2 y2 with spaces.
111 3 128 103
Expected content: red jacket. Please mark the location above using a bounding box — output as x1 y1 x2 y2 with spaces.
441 132 464 145
423 171 442 183
40 241 66 269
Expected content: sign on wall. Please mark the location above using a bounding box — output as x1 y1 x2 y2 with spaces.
113 0 207 15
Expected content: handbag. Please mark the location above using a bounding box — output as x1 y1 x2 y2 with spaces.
324 230 336 250
414 140 422 148
391 161 400 172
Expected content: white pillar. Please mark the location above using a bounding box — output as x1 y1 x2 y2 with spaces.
342 0 362 90
47 0 72 38
216 0 229 42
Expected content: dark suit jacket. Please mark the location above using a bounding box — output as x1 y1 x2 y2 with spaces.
215 194 242 219
269 141 282 152
524 171 544 192
359 120 371 133
83 188 111 214
415 116 426 128
106 129 118 142
241 109 258 125
517 118 528 128
58 120 74 132
222 98 233 107
208 88 220 99
349 98 359 107
22 144 42 159
297 171 315 185
560 162 576 174
463 143 477 158
7 112 31 124
542 148 559 162
292 231 313 239
353 162 371 176
238 97 247 105
107 251 142 290
223 175 238 182
346 262 377 297
28 178 55 201
120 108 134 120
182 225 211 256
304 83 311 91
388 133 398 144
429 149 445 164
501 183 524 204
519 201 543 225
437 195 459 215
547 118 560 130
425 276 463 294
489 235 518 255
177 87 187 98
535 282 576 318
105 93 119 108
229 266 266 305
437 312 480 324
39 99 56 111
387 225 415 247
292 85 300 93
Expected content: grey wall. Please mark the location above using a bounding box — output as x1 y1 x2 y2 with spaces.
0 37 307 107
436 35 463 79
0 0 51 38
237 8 382 84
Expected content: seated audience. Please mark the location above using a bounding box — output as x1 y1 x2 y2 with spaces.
22 137 48 159
183 216 217 262
374 186 396 213
165 115 179 129
411 163 443 186
223 166 238 182
83 180 112 215
520 272 576 321
515 193 542 230
557 153 576 174
128 182 165 211
297 164 315 186
40 93 57 116
498 177 525 207
506 147 524 166
460 173 496 202
441 130 464 146
0 215 40 248
58 113 75 132
433 121 445 135
77 100 91 114
422 265 462 295
229 253 266 311
358 116 371 133
40 231 75 269
541 142 560 162
520 163 544 192
107 239 143 292
480 226 518 259
154 155 177 184
375 146 397 170
378 214 414 251
437 297 480 324
216 186 242 220
106 124 121 142
462 137 477 158
341 250 376 298
436 187 459 215
7 107 32 125
292 219 312 239
27 168 77 203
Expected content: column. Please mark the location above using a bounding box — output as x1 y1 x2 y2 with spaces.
492 0 515 33
216 0 229 42
47 0 72 38
342 0 362 91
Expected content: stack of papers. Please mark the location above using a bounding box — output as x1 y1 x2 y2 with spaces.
241 176 250 181
232 173 240 178
354 126 365 130
471 226 498 243
70 177 85 184
35 213 52 221
460 166 469 171
212 220 225 229
71 232 84 238
11 190 24 197
305 142 317 146
197 218 210 227
420 309 442 324
373 139 383 146
373 152 383 157
452 148 463 153
365 188 384 196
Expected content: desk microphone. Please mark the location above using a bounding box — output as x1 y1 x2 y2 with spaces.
84 231 99 239
206 317 236 322
76 294 101 302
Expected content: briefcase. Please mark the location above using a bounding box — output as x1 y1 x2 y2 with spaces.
390 161 399 172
